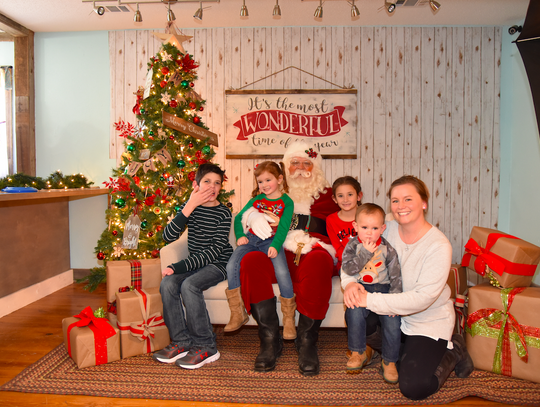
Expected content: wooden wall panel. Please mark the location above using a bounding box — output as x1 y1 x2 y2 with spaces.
109 26 501 265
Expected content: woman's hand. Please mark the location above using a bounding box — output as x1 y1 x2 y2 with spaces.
343 282 368 309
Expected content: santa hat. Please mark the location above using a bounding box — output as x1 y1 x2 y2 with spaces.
282 141 322 169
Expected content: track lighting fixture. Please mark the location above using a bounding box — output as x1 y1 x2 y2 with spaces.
385 1 396 13
314 0 323 18
167 2 176 21
134 3 142 22
273 0 281 16
193 1 203 20
429 0 441 12
240 0 248 17
92 1 105 15
350 0 359 17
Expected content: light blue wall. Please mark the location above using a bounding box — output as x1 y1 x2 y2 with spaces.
32 29 540 281
499 28 540 285
35 31 113 269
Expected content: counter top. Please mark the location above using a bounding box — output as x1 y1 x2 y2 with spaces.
0 188 109 203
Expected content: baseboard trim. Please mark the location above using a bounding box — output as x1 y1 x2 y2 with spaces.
0 270 74 318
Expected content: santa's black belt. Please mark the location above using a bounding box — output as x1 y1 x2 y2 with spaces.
289 214 327 236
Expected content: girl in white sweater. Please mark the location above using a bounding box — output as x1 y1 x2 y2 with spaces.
343 175 474 400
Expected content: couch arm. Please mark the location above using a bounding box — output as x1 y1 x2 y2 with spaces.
159 232 189 273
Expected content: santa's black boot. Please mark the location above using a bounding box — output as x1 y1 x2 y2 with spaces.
251 297 283 372
295 313 322 376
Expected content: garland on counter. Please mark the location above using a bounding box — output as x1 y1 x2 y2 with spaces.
0 171 94 190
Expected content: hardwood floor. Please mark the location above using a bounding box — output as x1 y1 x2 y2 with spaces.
0 283 509 407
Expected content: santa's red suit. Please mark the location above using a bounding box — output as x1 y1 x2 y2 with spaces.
238 141 339 376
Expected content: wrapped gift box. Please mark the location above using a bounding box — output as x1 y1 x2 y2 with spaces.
466 283 540 383
106 259 162 326
447 264 468 334
62 307 120 369
116 287 170 358
462 227 540 288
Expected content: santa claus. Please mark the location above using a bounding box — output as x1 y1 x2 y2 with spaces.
239 141 339 376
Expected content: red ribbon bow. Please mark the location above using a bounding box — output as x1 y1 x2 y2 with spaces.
117 289 167 354
66 306 116 366
462 232 537 278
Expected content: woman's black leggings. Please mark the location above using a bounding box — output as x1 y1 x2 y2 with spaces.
365 312 449 400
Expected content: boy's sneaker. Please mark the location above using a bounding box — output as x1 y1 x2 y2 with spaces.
152 342 189 363
175 347 220 369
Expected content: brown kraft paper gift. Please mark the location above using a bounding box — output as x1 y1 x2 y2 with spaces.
62 308 120 369
461 226 540 288
116 287 170 358
447 264 468 334
106 258 162 326
466 283 540 383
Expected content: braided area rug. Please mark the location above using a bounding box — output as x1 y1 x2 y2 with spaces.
1 327 539 405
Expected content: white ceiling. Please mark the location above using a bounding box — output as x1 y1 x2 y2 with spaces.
0 0 530 34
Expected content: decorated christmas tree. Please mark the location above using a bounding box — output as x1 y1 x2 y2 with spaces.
81 26 233 290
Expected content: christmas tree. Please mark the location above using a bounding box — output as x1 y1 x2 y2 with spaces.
80 27 233 291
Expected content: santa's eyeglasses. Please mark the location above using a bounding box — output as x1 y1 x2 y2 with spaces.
290 160 313 169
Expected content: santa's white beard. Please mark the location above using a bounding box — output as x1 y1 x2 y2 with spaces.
286 166 329 214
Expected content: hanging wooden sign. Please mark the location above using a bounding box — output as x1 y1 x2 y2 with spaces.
225 89 358 159
162 111 219 146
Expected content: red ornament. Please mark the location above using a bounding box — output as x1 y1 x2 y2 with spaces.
196 150 202 158
169 100 178 108
163 172 170 179
188 142 194 148
161 67 170 75
133 176 140 185
160 80 167 88
151 249 160 258
112 230 118 236
189 102 197 110
169 135 175 140
130 192 136 198
199 106 204 112
190 82 195 87
188 171 196 181
97 252 106 260
156 225 163 232
193 116 201 124
148 231 154 237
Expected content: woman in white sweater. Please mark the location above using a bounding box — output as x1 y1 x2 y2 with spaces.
343 175 474 400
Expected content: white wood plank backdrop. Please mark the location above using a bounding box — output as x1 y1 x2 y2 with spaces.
109 26 501 266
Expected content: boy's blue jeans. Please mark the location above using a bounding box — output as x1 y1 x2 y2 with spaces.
160 264 224 351
345 283 401 363
226 232 294 298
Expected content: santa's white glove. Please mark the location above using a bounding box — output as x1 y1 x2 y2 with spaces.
247 210 273 240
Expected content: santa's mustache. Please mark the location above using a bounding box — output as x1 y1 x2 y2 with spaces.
289 170 312 179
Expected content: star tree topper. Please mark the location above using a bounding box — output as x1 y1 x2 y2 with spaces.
153 22 192 53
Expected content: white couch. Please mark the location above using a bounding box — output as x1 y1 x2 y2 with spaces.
159 215 346 328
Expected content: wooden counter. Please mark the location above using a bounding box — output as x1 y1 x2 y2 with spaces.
0 188 109 299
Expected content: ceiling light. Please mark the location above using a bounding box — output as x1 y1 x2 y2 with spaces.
429 0 441 12
240 0 248 17
93 2 105 15
194 2 203 20
314 0 323 18
273 0 281 16
350 0 360 17
134 3 142 22
385 1 396 13
167 2 176 21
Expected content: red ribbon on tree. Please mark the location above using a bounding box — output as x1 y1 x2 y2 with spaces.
66 306 116 366
461 232 537 277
